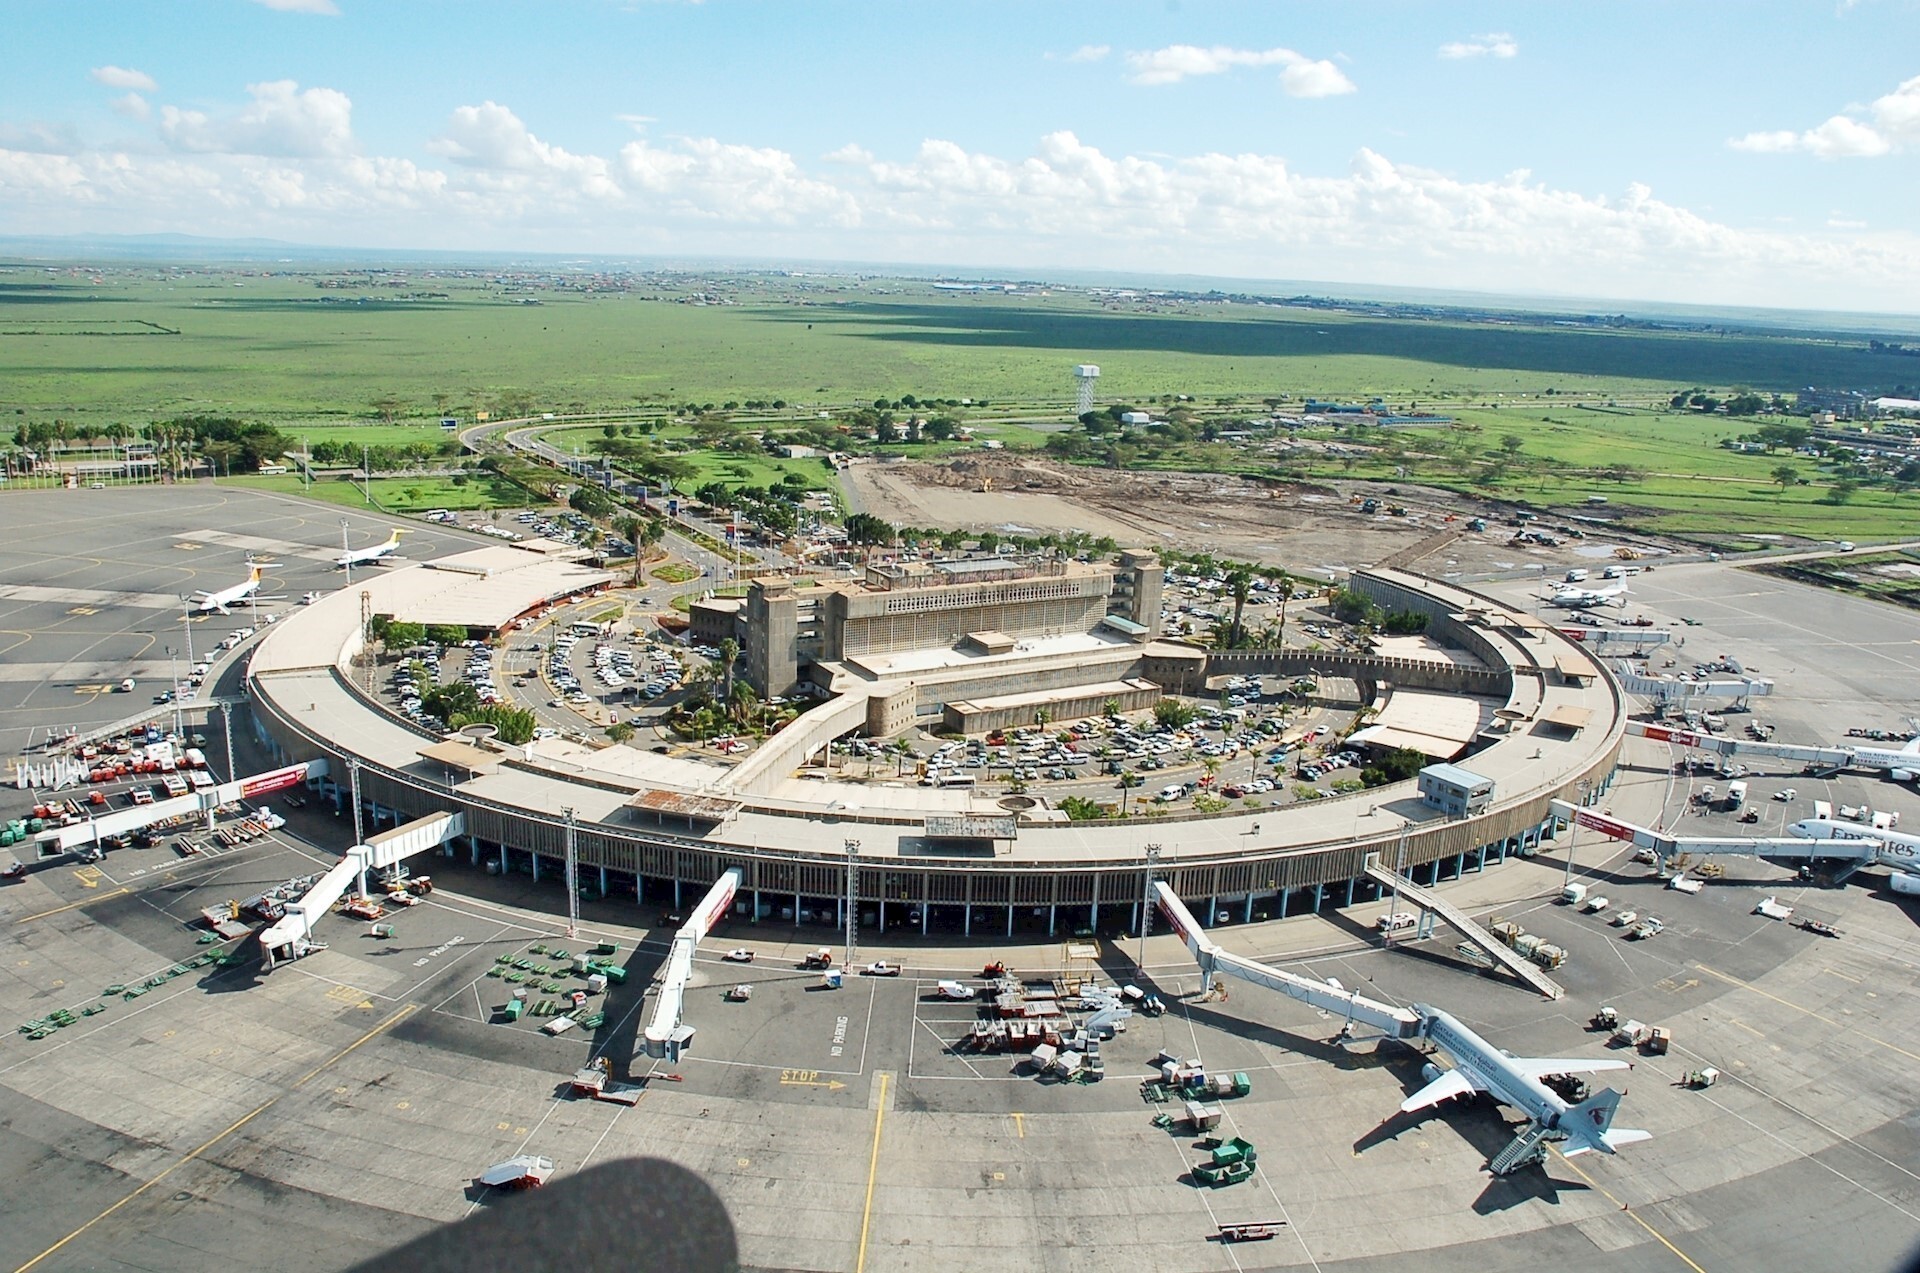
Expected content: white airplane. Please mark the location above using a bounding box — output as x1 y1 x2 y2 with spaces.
1842 736 1920 782
191 559 277 615
1404 1005 1648 1170
335 528 409 569
1788 817 1920 894
1546 583 1629 609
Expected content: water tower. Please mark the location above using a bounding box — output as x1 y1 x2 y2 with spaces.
1073 364 1100 416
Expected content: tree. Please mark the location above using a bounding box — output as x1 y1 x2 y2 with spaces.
1153 698 1196 729
1499 433 1524 457
384 620 427 649
1275 576 1296 647
1226 568 1253 648
1115 770 1143 817
717 637 739 705
1102 696 1122 719
1060 796 1109 821
1770 464 1799 499
843 513 894 546
605 722 636 744
1828 478 1860 505
426 624 468 645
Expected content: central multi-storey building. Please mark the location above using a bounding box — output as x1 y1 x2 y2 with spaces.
742 552 1164 699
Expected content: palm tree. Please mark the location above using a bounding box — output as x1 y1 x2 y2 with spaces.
1276 577 1296 648
614 515 645 584
1227 568 1252 648
717 636 739 704
1116 770 1143 816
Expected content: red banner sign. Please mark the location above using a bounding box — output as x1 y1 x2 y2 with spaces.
239 763 309 801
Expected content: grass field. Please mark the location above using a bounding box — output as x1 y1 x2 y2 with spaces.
219 471 534 513
6 260 1920 543
3 266 1912 439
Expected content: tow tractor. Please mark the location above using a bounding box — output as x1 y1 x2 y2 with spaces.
1796 918 1841 939
801 948 834 970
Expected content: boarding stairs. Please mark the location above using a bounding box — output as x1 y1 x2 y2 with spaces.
1488 1121 1557 1175
1364 859 1565 1001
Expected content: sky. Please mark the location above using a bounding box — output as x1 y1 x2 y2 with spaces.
2 1 1917 313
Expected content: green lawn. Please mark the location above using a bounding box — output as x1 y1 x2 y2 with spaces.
219 472 534 513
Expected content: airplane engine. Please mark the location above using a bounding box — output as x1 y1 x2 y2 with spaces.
1889 871 1920 896
1420 1062 1442 1085
1891 769 1915 783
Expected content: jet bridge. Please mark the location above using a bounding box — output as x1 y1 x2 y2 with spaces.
1612 665 1773 706
32 760 328 854
257 810 464 967
1153 882 1420 1040
642 868 743 1061
1628 721 1918 781
1549 800 1866 874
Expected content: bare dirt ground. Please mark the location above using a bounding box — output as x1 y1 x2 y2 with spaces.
846 454 1673 581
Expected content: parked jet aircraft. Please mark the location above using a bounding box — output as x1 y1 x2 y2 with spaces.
1546 583 1629 609
191 560 276 615
335 528 408 569
1787 817 1920 894
1404 1005 1648 1170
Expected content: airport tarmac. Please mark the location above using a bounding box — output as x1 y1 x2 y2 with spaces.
0 484 481 756
0 490 1918 1271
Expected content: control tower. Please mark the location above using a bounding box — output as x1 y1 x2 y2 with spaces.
1073 364 1100 416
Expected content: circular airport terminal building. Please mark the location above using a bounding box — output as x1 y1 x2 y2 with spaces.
244 550 1625 948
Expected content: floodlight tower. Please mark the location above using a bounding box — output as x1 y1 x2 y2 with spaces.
1073 364 1100 416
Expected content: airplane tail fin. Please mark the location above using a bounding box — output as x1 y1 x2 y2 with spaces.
1561 1087 1648 1157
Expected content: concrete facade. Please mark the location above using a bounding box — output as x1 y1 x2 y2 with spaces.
941 677 1161 736
744 579 800 699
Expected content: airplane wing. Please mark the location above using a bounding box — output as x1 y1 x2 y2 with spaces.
1509 1058 1632 1080
1400 1068 1479 1113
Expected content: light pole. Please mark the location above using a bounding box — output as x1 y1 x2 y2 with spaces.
1137 842 1162 971
1565 778 1591 890
341 518 354 587
844 838 861 966
563 807 579 939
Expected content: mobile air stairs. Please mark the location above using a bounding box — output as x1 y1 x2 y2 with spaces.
1363 858 1565 1001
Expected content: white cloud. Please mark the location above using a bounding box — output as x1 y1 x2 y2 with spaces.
1870 73 1920 142
620 135 859 225
1125 44 1355 96
2 117 1915 311
1731 114 1890 158
1279 60 1356 99
1729 71 1920 158
615 113 656 132
248 0 341 13
431 102 620 200
1066 44 1110 63
90 65 157 92
159 80 355 158
0 121 81 154
1439 33 1518 60
111 93 151 120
